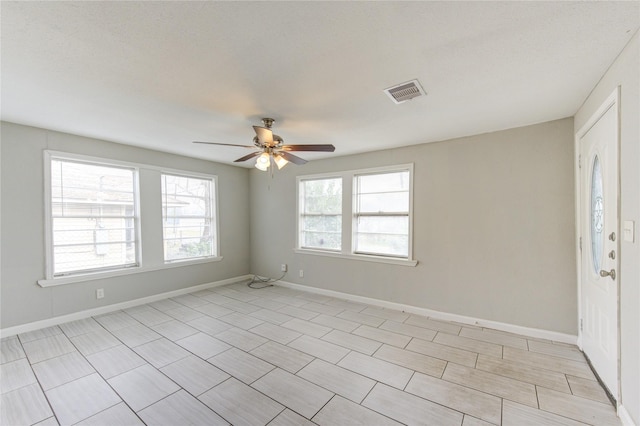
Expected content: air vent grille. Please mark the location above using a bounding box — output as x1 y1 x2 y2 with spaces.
384 79 426 104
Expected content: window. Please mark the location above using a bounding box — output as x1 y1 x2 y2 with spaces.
162 173 217 262
48 157 139 277
354 170 410 258
299 177 342 251
297 165 415 265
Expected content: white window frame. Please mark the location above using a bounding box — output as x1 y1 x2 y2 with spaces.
161 171 219 263
295 164 417 267
39 151 223 288
298 175 343 252
43 151 142 281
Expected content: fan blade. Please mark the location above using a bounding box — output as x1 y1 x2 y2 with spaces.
234 151 261 162
194 141 255 148
279 151 308 165
281 144 335 152
253 126 274 145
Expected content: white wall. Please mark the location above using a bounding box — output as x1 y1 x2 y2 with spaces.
575 31 639 425
0 122 251 329
250 118 577 335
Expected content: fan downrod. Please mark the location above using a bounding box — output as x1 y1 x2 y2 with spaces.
261 118 275 129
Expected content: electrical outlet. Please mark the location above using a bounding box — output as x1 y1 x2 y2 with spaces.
299 269 304 278
281 264 288 272
96 288 104 299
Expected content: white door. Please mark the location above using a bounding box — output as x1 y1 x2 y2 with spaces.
578 92 619 400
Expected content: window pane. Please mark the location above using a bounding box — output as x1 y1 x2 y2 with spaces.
355 233 408 257
357 171 409 194
162 174 216 262
356 216 408 234
591 155 604 274
300 178 342 250
50 158 138 276
357 193 409 213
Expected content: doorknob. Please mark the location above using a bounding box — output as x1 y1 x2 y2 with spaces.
600 269 616 280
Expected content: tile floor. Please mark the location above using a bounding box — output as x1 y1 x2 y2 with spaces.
0 281 620 426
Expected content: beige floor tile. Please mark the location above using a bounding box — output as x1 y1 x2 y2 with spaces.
476 354 572 393
199 377 284 425
528 340 587 362
273 296 311 308
373 344 447 377
223 300 262 314
70 329 120 357
94 312 138 331
269 409 316 426
282 318 332 338
442 362 538 407
187 316 232 336
406 337 478 367
46 373 121 425
503 347 595 379
219 312 264 330
86 344 146 379
107 364 180 412
1 358 37 393
31 352 94 390
336 310 385 327
360 307 409 322
537 386 620 425
248 298 287 311
313 395 402 425
434 332 503 358
406 372 502 424
250 341 313 373
59 318 104 338
250 322 303 345
160 355 229 396
134 338 190 368
125 308 172 327
567 375 611 403
297 359 376 403
288 335 350 364
326 299 368 313
380 320 438 341
25 333 78 363
363 383 463 425
110 324 162 347
311 313 360 332
176 332 231 359
149 299 183 312
76 402 143 425
337 351 413 389
249 308 294 325
322 330 382 355
139 389 228 425
172 294 209 308
19 326 63 343
194 302 235 318
200 292 237 306
214 327 268 351
502 399 588 426
218 289 259 303
462 415 496 426
300 302 344 316
353 325 411 348
34 416 59 426
252 368 334 419
460 327 528 349
165 306 205 322
208 347 274 384
278 305 320 320
1 382 53 426
405 315 462 334
1 336 26 364
151 319 198 341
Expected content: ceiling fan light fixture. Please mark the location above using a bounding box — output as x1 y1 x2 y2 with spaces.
255 152 270 171
274 154 289 169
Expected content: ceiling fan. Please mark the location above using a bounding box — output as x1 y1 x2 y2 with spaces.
194 118 335 171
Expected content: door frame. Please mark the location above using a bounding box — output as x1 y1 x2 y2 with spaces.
574 86 621 402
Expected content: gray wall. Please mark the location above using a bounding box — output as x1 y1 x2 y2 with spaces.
575 31 639 424
250 118 577 334
0 122 251 328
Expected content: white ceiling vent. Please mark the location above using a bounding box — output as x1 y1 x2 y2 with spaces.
384 79 426 104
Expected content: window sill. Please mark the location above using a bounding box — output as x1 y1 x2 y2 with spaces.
37 256 223 287
294 248 418 267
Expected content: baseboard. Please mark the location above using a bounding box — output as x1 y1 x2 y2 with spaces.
275 280 577 345
0 274 252 338
619 404 637 426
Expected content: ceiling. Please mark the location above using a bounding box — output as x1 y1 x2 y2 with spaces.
1 1 638 167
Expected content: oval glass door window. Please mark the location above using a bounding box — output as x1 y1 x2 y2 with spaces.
591 155 604 274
